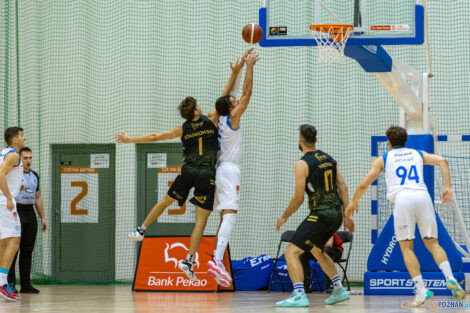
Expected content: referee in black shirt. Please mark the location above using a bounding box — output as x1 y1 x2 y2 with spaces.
7 147 47 294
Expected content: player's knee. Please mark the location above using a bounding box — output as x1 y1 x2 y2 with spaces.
423 238 439 250
399 241 414 252
222 213 236 227
195 219 208 229
218 213 236 242
311 249 324 260
285 244 302 258
8 239 20 251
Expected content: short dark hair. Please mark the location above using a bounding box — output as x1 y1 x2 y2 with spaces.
20 147 32 155
215 95 232 116
299 124 317 146
386 126 407 148
178 97 197 120
4 127 23 146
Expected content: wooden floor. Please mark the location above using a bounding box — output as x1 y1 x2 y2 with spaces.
1 285 467 313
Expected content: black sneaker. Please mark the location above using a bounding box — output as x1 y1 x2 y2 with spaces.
20 285 39 293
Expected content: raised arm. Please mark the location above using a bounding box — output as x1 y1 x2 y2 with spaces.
276 160 308 231
207 49 253 124
345 157 384 217
115 126 182 144
229 52 260 129
0 153 19 211
422 151 452 202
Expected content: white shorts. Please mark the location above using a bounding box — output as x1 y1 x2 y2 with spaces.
393 189 437 241
0 199 21 239
214 162 241 213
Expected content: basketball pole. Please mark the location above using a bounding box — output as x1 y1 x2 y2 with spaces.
421 0 433 77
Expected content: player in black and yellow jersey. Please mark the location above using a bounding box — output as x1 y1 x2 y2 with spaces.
275 124 355 307
115 55 248 281
116 97 217 281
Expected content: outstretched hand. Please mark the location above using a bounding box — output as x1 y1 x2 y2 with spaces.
230 48 254 72
276 216 287 231
244 52 260 68
441 187 453 203
243 48 254 59
345 201 359 217
115 133 130 143
230 58 244 72
344 215 355 233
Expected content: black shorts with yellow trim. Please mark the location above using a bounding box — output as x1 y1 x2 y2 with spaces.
290 206 343 252
167 165 215 211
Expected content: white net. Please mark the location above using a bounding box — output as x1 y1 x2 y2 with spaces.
310 24 353 63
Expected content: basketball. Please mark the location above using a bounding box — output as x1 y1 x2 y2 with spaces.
242 23 263 44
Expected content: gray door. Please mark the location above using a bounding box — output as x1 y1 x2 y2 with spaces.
52 144 115 282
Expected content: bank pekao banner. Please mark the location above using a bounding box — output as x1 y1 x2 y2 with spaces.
60 166 99 223
133 236 234 291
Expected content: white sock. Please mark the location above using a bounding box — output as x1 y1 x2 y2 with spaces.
0 273 7 286
140 224 147 231
412 275 426 294
215 213 236 261
185 254 194 263
439 261 454 280
293 282 305 295
331 275 342 290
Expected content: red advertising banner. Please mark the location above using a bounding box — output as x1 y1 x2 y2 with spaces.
133 236 234 291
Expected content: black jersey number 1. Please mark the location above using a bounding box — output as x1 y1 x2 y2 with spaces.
199 138 203 155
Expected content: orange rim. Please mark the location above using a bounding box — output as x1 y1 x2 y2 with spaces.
309 24 354 41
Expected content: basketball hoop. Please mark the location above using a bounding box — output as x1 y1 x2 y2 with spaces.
309 24 354 63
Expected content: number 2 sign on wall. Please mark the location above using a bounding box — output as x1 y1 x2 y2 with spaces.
60 166 99 223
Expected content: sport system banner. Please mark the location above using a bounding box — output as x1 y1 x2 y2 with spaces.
133 236 234 291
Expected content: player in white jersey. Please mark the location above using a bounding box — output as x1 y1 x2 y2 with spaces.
0 127 26 301
345 126 465 306
205 51 260 287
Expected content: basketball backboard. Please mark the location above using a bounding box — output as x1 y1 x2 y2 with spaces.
259 0 424 47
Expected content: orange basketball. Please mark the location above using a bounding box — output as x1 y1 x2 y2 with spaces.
242 23 263 44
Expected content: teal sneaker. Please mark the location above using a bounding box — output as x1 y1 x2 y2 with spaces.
325 287 350 305
447 278 466 301
275 291 309 307
411 289 434 308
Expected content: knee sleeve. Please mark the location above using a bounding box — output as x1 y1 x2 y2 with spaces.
215 213 236 260
218 213 236 243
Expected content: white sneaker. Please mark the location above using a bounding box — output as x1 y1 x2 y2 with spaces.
128 226 145 241
207 258 232 287
178 259 198 281
412 289 434 308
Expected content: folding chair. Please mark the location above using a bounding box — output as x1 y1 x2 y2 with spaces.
268 230 295 292
335 231 353 291
268 230 324 292
304 255 324 292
